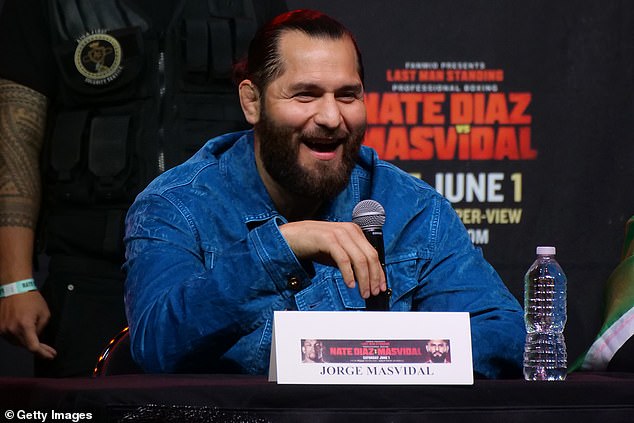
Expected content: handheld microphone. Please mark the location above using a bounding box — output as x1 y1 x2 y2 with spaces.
352 199 391 311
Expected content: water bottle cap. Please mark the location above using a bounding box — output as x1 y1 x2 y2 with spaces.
536 246 556 255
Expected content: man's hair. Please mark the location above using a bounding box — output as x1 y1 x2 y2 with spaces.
234 9 364 91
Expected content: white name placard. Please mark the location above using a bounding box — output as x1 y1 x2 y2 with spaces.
268 311 473 385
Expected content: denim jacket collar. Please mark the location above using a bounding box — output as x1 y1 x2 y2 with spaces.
215 130 374 225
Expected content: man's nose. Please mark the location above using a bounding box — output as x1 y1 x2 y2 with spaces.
314 95 343 129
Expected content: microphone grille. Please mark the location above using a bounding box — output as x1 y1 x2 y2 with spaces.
352 199 386 229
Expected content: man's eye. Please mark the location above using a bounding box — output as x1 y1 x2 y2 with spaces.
295 92 316 100
337 93 359 102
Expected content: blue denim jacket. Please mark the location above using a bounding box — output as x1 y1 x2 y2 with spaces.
124 130 525 378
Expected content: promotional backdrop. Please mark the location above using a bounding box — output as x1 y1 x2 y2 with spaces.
1 0 632 375
289 0 634 360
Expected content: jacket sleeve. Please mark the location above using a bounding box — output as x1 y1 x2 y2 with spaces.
413 197 526 379
123 191 309 373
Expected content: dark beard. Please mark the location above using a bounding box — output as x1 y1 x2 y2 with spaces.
256 109 365 202
430 354 446 363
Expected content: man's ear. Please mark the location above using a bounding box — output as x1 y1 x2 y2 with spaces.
239 80 261 125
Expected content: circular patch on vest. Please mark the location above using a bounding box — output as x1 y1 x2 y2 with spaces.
74 32 123 85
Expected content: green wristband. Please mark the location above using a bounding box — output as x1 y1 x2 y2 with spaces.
0 278 37 298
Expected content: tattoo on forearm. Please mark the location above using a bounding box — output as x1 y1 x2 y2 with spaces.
0 79 48 228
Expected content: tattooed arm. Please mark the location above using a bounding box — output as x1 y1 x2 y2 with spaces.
0 78 56 359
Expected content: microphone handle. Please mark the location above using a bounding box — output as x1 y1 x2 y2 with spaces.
362 228 391 311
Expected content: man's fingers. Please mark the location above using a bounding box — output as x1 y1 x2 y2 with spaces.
21 324 41 352
37 343 57 360
21 325 56 360
280 221 386 298
340 224 385 297
328 244 356 288
332 225 383 298
0 292 55 358
34 306 51 333
329 241 373 297
359 242 386 295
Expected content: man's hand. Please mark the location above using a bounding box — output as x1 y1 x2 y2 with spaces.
279 221 387 298
0 291 56 359
0 80 52 359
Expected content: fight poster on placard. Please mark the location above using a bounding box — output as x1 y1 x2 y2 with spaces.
300 339 451 364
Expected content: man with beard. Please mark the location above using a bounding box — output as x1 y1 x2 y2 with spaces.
302 339 324 364
124 9 525 378
425 340 451 364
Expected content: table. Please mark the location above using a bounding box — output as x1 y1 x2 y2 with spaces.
1 372 633 422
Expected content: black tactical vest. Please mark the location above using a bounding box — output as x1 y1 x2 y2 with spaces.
41 0 273 260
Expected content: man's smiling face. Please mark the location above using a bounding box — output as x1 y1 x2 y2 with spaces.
254 30 366 201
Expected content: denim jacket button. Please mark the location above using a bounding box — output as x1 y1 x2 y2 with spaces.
287 276 301 291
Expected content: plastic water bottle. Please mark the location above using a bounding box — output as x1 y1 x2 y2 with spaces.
523 246 567 381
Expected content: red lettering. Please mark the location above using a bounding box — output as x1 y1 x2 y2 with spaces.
436 127 458 160
409 127 435 159
384 126 411 160
379 93 404 124
401 94 423 125
519 126 537 159
470 127 495 159
509 93 532 124
485 93 510 123
363 126 537 161
386 69 417 82
450 93 472 124
458 133 470 160
450 93 532 125
364 92 380 124
422 93 446 124
494 127 520 159
363 127 386 157
473 93 486 124
417 70 445 81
